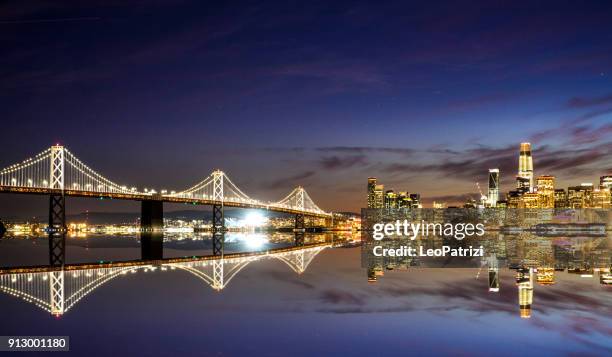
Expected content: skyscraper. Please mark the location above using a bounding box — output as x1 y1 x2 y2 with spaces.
487 168 500 207
384 190 397 209
367 177 377 208
517 142 534 192
536 175 555 208
601 175 612 191
374 184 384 208
516 267 534 319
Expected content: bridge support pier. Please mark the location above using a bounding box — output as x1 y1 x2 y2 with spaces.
294 232 304 246
212 204 225 256
212 204 225 233
48 194 66 266
141 200 163 260
212 233 224 256
294 213 305 246
294 213 305 231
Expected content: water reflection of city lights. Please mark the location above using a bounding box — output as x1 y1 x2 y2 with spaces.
243 233 268 248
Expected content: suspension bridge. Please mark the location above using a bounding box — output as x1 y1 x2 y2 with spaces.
0 144 332 265
0 144 329 217
0 243 330 316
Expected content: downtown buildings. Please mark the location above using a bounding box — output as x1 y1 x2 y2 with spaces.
367 142 610 209
492 143 612 209
366 177 421 209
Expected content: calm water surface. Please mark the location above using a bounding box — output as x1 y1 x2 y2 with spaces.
0 232 610 356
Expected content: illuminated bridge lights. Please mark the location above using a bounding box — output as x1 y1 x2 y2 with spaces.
0 244 330 316
0 145 330 218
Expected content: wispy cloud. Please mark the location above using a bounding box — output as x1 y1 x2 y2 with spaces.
567 93 612 108
318 155 368 170
262 170 316 189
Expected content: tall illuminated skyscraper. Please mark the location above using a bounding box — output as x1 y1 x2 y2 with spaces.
488 254 499 292
536 175 555 208
374 184 384 208
601 175 612 191
516 267 534 319
487 168 500 207
517 142 534 192
384 190 397 209
367 177 377 208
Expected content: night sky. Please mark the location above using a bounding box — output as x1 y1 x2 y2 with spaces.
1 1 612 216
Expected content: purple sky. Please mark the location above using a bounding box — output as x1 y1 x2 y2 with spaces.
1 1 611 214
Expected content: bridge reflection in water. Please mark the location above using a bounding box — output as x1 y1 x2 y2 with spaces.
0 243 330 316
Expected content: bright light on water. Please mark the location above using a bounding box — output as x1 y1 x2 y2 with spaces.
244 233 268 248
244 211 268 227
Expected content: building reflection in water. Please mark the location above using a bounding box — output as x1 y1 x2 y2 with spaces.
365 231 611 319
362 208 611 319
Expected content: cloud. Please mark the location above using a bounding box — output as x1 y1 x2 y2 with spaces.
274 60 387 91
263 171 315 189
383 139 611 183
316 146 415 155
318 289 365 305
567 94 612 108
422 193 480 205
318 155 368 170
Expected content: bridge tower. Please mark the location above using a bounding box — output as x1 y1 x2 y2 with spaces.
141 198 163 260
212 170 225 255
48 145 66 267
49 271 65 316
294 187 305 240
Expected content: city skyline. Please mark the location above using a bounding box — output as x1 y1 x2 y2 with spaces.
368 141 611 209
1 1 611 215
1 2 611 356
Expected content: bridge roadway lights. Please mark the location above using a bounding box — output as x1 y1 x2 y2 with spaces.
141 200 164 260
49 194 66 266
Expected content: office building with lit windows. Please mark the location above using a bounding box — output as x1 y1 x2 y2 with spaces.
487 169 500 207
536 175 555 208
517 142 534 192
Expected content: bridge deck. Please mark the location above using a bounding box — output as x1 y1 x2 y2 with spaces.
0 242 332 274
0 186 331 218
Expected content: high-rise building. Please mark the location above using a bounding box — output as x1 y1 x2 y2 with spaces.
367 177 377 208
517 142 534 192
488 256 499 292
600 175 612 206
506 190 522 208
516 267 534 319
409 193 421 208
374 184 384 208
367 177 420 209
536 175 555 208
592 188 611 208
396 191 410 208
554 189 568 208
487 168 500 207
600 175 612 190
520 193 539 208
568 183 593 208
384 190 397 209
